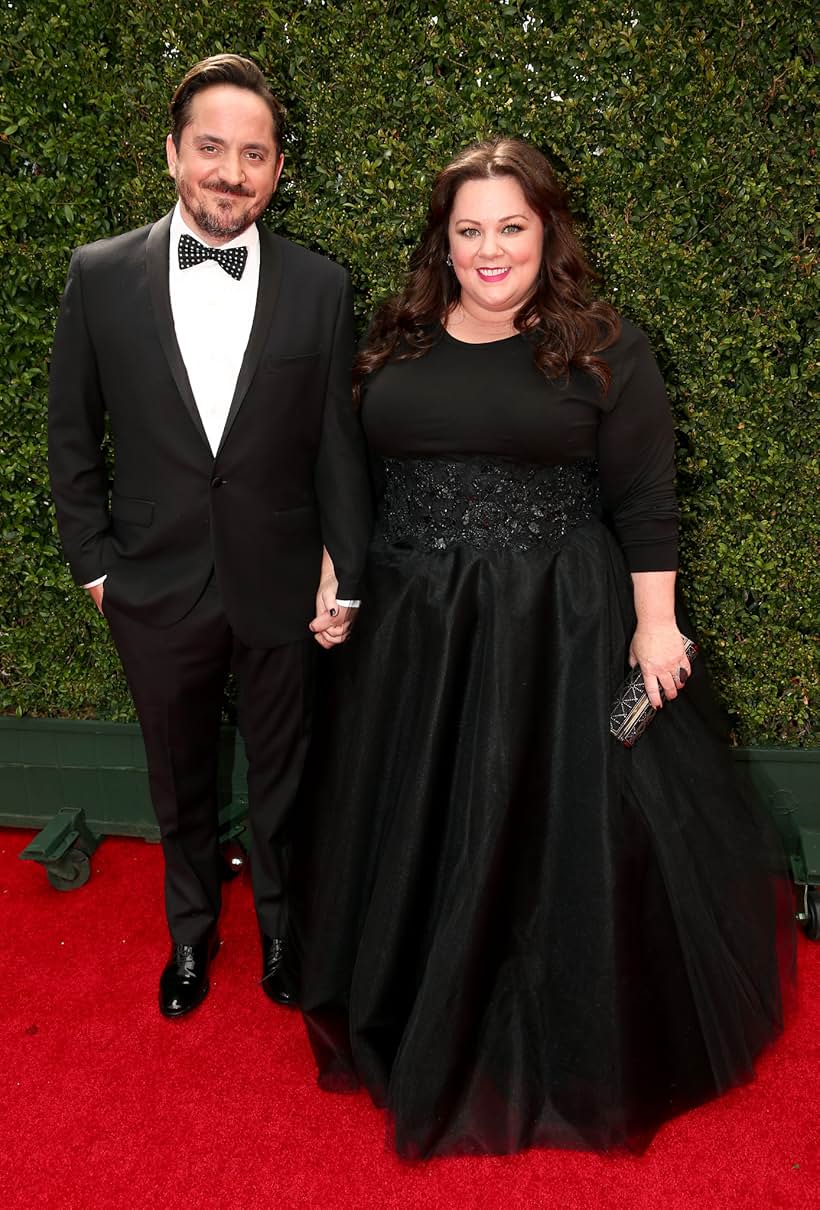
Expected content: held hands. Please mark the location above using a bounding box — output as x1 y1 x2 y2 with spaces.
309 546 356 650
629 623 691 711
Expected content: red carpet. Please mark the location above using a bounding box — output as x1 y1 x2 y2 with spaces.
2 829 817 1209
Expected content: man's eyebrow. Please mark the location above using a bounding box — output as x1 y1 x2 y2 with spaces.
193 133 272 152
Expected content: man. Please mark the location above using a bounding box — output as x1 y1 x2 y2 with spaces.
48 55 372 1018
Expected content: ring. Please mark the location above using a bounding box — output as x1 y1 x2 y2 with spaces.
677 667 688 683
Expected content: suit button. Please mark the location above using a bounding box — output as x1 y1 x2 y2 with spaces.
211 476 226 488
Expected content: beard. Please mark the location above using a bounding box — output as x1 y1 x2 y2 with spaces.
176 175 269 241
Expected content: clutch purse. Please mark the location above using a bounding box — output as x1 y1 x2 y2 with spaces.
609 637 698 748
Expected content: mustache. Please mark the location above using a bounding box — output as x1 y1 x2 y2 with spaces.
204 179 254 198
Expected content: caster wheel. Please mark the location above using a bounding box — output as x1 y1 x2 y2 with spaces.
805 889 820 942
46 847 91 892
72 835 95 858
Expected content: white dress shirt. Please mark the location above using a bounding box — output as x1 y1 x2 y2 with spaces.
170 202 259 455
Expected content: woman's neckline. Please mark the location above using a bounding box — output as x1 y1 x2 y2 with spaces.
441 327 524 348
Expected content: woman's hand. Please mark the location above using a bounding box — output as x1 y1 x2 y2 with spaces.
629 623 691 710
629 570 690 709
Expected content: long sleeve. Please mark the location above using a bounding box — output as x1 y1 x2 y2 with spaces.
597 329 679 572
313 272 374 600
47 248 111 585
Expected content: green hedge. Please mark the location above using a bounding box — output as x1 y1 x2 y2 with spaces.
1 0 816 742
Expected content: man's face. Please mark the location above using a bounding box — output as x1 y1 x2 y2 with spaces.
166 83 284 244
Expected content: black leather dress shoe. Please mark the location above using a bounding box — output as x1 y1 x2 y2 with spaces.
159 931 220 1018
260 935 298 1008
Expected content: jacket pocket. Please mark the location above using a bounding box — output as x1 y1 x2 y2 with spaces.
111 494 155 527
263 351 320 374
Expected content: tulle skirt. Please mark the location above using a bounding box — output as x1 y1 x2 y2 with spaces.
291 458 795 1159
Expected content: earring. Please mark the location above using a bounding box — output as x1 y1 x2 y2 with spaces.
446 253 453 268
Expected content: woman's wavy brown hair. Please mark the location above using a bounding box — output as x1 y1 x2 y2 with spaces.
354 138 620 402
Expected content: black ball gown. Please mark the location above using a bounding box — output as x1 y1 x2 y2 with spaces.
292 320 795 1159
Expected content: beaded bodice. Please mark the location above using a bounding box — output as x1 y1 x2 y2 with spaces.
373 456 600 553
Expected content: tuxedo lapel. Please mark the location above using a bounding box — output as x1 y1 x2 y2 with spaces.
145 212 211 451
216 223 283 454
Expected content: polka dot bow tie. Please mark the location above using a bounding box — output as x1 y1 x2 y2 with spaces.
178 233 248 280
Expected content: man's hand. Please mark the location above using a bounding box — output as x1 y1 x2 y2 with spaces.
86 582 105 614
309 546 357 649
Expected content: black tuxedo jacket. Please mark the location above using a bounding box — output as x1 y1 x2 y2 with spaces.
48 212 372 647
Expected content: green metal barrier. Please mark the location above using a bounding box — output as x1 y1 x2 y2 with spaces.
1 718 817 931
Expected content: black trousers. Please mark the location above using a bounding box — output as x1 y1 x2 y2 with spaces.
104 577 314 945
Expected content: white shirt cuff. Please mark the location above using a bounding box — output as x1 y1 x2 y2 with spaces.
84 577 356 608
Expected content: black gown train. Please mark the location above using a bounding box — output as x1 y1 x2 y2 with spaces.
291 322 795 1159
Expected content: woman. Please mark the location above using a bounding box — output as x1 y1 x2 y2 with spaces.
293 139 794 1158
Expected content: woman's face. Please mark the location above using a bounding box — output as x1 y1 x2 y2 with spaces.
447 175 544 320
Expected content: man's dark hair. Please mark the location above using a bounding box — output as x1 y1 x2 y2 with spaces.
169 54 286 150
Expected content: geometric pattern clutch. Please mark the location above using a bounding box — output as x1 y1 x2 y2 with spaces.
609 637 699 748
